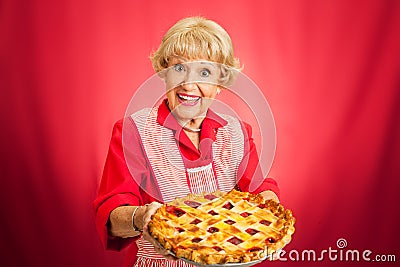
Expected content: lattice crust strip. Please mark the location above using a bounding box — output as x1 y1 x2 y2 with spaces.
149 189 295 265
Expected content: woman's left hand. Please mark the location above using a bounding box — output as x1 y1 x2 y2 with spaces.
260 190 280 203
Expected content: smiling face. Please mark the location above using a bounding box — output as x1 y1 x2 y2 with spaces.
164 57 221 122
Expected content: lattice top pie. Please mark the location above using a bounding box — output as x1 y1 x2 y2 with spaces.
148 189 295 265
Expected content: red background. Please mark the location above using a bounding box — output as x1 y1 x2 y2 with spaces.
1 0 399 266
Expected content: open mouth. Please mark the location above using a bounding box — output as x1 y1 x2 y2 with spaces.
177 93 201 106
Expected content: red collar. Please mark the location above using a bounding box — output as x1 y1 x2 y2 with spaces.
156 99 227 141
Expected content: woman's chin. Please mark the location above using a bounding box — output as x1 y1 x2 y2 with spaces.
173 106 206 121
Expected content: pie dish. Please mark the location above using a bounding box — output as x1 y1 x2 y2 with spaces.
148 189 295 265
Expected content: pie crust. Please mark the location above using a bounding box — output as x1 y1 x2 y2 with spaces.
148 189 295 265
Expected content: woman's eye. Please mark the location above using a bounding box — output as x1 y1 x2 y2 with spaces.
174 64 185 72
200 69 211 77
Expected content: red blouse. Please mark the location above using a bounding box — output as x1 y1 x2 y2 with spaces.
93 100 279 266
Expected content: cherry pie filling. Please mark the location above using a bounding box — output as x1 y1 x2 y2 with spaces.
184 200 201 208
224 219 236 225
166 206 186 217
190 218 202 225
227 236 243 245
208 210 219 216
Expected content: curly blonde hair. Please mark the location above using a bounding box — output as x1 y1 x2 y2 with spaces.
150 17 242 86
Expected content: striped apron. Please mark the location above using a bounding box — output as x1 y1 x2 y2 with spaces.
131 107 244 267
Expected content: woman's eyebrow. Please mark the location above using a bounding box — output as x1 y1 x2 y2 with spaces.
199 61 217 69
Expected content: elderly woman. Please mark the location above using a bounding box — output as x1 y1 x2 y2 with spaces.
94 16 280 267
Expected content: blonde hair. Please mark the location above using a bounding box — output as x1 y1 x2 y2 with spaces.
150 17 241 86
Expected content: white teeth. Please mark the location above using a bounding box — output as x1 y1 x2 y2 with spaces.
179 94 200 101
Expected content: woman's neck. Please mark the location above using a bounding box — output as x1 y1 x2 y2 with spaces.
180 117 204 131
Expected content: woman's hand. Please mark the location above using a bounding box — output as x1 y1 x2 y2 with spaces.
139 202 177 260
109 206 141 238
110 202 176 260
260 190 280 203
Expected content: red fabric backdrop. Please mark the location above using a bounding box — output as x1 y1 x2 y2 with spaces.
1 0 399 266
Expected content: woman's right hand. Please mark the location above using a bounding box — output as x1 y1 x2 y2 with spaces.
137 202 177 260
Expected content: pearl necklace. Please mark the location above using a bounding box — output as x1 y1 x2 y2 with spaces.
182 126 202 132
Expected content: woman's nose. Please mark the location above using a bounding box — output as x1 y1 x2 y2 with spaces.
180 68 200 90
180 82 198 91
